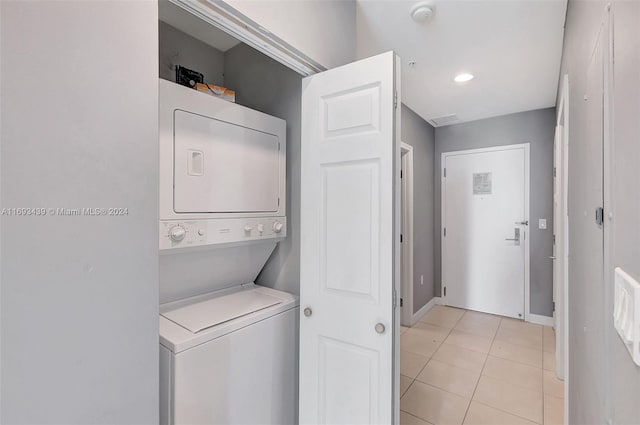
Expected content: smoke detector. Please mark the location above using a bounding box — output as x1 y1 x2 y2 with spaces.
411 1 435 22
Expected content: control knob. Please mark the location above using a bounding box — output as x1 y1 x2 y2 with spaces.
169 225 186 242
272 221 284 234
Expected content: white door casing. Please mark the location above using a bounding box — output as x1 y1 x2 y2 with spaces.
553 121 566 380
400 143 414 327
299 51 399 425
557 74 570 416
442 144 530 319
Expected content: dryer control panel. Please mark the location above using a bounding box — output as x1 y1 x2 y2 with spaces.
159 217 286 251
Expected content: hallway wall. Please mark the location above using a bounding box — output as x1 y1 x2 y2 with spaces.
559 1 640 424
401 104 436 314
1 2 159 422
434 108 557 317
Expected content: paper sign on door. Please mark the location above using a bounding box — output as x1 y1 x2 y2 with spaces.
473 172 492 195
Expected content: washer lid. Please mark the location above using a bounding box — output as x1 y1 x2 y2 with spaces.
161 289 282 333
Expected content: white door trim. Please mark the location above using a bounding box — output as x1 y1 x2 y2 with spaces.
556 73 570 425
555 74 570 382
166 0 324 76
441 143 531 321
400 142 414 327
602 7 614 423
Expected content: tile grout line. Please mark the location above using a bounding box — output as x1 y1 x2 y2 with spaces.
400 307 460 423
460 314 495 425
404 308 557 424
400 409 435 425
471 399 545 425
400 310 450 397
471 316 547 424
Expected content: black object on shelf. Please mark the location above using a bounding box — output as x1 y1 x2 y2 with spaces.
175 65 204 89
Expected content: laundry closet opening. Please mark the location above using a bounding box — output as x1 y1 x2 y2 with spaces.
157 2 304 424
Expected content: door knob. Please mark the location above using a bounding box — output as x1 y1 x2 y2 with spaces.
549 256 557 260
375 323 386 334
303 307 312 317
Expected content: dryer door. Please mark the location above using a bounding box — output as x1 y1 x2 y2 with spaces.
173 110 281 214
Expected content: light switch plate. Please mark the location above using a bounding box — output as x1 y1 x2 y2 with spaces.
614 267 640 366
538 219 547 229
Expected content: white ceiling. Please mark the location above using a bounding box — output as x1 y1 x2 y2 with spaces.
356 0 567 126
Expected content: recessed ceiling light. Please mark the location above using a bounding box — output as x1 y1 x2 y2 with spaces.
454 73 474 83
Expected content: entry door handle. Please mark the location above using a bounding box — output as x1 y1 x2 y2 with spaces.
505 228 521 245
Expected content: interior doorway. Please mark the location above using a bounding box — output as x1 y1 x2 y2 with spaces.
400 142 414 327
441 144 531 319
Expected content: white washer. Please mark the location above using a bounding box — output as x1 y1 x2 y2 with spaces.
160 283 299 425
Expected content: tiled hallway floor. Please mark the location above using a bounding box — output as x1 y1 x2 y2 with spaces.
400 305 564 425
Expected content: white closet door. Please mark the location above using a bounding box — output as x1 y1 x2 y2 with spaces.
299 51 399 425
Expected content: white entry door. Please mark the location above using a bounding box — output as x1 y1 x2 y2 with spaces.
442 144 529 319
300 51 400 424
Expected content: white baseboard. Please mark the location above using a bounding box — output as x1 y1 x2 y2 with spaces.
527 313 554 327
411 297 442 326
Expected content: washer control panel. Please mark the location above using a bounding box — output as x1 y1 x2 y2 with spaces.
159 217 286 250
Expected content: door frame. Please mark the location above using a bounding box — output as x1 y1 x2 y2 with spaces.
441 143 531 321
556 72 570 425
400 142 414 327
555 74 570 382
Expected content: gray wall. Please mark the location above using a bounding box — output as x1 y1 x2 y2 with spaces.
1 2 159 423
434 108 556 317
224 43 303 296
159 21 225 86
559 1 640 424
401 105 436 314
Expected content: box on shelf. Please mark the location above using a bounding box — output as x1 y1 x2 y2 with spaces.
195 83 236 103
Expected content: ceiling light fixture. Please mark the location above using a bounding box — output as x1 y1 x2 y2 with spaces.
410 1 435 23
454 73 474 83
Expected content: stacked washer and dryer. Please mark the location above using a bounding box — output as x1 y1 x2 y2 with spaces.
158 80 298 425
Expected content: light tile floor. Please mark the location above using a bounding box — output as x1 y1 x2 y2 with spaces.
400 305 564 425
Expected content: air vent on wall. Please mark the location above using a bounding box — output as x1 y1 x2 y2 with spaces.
429 114 459 127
